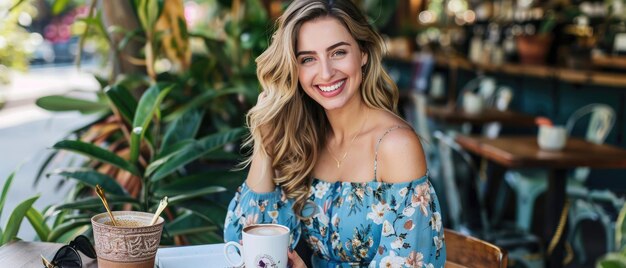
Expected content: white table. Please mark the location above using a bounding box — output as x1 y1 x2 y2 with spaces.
157 243 238 268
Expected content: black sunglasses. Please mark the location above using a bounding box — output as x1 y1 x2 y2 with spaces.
42 235 97 268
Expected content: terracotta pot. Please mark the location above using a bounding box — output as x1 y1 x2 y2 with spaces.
516 35 553 65
92 211 164 268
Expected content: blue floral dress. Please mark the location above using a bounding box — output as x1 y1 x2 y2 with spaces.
224 127 446 268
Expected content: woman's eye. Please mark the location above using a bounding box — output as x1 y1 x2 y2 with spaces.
332 50 347 57
300 57 314 64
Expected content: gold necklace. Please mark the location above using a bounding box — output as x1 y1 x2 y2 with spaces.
327 111 369 168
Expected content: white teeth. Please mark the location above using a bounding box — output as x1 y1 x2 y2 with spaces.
318 80 345 92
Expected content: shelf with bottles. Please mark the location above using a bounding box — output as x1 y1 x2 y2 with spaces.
431 53 626 88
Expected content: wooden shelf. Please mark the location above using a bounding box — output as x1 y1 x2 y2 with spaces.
592 54 626 70
432 54 626 88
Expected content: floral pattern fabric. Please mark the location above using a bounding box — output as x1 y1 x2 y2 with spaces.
224 175 446 268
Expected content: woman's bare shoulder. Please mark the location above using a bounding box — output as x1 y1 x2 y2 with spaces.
372 112 426 183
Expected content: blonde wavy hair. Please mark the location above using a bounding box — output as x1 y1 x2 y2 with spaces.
243 0 399 218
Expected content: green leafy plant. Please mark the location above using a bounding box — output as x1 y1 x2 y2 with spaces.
35 0 269 245
0 169 40 245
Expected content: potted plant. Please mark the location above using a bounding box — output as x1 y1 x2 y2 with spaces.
33 0 269 245
517 10 558 65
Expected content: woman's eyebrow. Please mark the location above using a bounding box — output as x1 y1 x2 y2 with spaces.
296 41 351 57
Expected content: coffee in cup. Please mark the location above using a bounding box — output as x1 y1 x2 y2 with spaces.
224 224 290 268
245 225 289 236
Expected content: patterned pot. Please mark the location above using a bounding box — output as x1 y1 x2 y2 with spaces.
92 211 164 268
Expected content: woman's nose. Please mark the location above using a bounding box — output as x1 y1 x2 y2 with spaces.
319 59 334 80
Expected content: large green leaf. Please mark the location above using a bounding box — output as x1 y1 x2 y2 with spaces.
161 108 204 152
150 128 245 182
153 139 194 163
62 214 91 221
55 196 139 210
165 211 218 236
47 218 91 242
53 210 68 229
154 170 245 196
56 225 91 244
0 169 16 222
53 140 140 176
105 85 138 124
2 195 39 245
36 95 109 114
164 186 227 205
181 201 227 229
130 83 175 163
48 168 128 196
164 86 248 122
144 146 186 178
200 150 241 161
25 207 50 242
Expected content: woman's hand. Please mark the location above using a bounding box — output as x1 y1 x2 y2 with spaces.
287 249 307 268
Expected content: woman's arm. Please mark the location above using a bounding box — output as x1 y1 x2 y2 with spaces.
245 148 276 193
245 92 277 193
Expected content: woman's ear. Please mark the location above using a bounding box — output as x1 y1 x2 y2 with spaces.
361 51 368 67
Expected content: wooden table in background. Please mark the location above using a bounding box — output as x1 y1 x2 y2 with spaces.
427 105 537 126
455 135 626 268
0 240 97 267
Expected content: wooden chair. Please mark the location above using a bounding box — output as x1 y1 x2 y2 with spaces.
445 228 508 268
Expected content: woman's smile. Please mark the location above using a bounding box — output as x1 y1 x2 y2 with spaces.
317 79 346 97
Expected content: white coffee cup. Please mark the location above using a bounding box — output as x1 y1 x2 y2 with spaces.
463 92 484 115
538 125 567 151
224 224 290 268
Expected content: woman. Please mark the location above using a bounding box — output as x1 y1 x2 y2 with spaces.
224 0 445 267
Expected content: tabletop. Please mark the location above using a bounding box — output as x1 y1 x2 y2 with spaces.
1 240 467 267
0 241 232 268
455 135 626 169
0 240 98 268
427 105 537 126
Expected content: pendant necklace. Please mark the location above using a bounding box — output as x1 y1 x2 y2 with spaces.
327 111 369 168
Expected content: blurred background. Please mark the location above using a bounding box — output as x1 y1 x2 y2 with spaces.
1 0 626 267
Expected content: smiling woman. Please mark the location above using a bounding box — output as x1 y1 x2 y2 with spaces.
224 0 446 267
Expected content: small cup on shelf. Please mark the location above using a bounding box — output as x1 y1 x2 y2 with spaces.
537 125 567 151
462 92 484 115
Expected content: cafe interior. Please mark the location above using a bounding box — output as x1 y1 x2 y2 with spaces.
4 0 626 267
334 0 626 267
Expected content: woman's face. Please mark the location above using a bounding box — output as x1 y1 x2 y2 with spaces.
296 17 367 112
